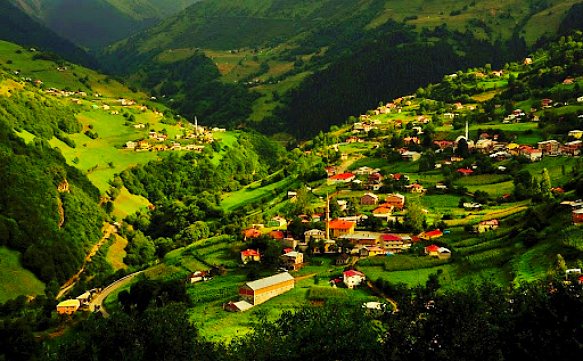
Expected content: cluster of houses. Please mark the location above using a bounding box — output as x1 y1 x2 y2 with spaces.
124 119 216 152
56 288 100 315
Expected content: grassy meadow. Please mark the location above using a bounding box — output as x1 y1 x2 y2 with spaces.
0 247 45 303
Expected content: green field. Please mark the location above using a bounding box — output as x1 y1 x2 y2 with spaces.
221 175 298 212
0 247 45 303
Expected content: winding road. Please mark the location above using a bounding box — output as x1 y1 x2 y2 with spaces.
89 270 144 317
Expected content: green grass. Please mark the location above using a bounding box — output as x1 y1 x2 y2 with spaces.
112 187 151 219
0 247 45 303
221 176 298 212
106 234 128 271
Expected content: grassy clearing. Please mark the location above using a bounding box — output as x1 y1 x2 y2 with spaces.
106 234 128 271
0 247 45 303
221 176 298 212
112 187 151 219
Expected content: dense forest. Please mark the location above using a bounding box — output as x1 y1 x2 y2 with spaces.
0 78 104 284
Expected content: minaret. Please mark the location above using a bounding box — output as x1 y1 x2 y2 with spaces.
465 120 469 140
325 193 330 240
195 116 199 134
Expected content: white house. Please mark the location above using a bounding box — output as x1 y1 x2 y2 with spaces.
343 270 366 289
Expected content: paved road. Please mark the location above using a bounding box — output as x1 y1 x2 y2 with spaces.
89 270 144 317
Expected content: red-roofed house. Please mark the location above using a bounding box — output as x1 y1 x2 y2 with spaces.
381 234 406 253
241 249 261 264
425 245 451 259
243 228 262 240
328 219 356 238
420 229 443 240
477 220 499 233
343 270 366 289
457 168 474 176
328 172 356 184
385 194 405 209
269 230 285 240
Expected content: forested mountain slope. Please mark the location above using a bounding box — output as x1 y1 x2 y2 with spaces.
9 0 200 49
0 0 96 67
101 0 583 138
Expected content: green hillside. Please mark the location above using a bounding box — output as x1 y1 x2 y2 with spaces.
101 0 583 138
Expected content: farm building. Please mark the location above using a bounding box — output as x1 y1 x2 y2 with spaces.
343 270 366 289
419 229 443 240
425 245 451 259
223 300 253 312
239 272 295 305
385 194 405 209
56 299 80 315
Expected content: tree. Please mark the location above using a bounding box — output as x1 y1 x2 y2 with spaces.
540 168 552 200
404 198 425 234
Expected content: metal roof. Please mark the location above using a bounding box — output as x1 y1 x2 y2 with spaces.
244 272 294 291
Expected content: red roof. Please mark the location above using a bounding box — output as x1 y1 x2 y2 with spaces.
241 249 260 257
393 173 403 180
328 219 356 230
381 234 402 242
457 168 474 175
343 270 364 278
283 248 293 254
243 228 262 239
330 172 355 181
269 230 285 240
425 230 443 238
425 245 440 253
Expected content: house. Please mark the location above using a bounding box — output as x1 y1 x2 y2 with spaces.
385 194 405 209
406 183 425 194
223 300 253 312
281 251 304 270
343 270 366 289
463 202 483 210
125 141 137 150
187 271 209 284
137 140 150 150
419 229 443 241
373 206 394 220
519 146 543 162
269 230 285 240
324 166 337 177
56 299 80 315
365 246 386 257
424 245 451 259
401 150 421 162
572 209 583 225
360 193 379 205
243 228 262 240
329 172 356 183
381 234 408 253
457 168 474 176
328 219 356 238
577 96 583 103
434 140 454 149
304 229 326 244
241 249 261 264
523 57 533 65
355 166 380 175
568 130 583 139
75 292 92 306
477 219 500 233
541 98 553 108
538 140 560 156
239 272 295 305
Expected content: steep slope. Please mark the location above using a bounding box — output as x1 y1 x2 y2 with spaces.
102 0 583 138
0 0 96 67
10 0 200 49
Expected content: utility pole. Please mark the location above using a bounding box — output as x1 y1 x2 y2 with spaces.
326 192 330 240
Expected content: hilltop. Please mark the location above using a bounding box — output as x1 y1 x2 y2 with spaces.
101 0 583 138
